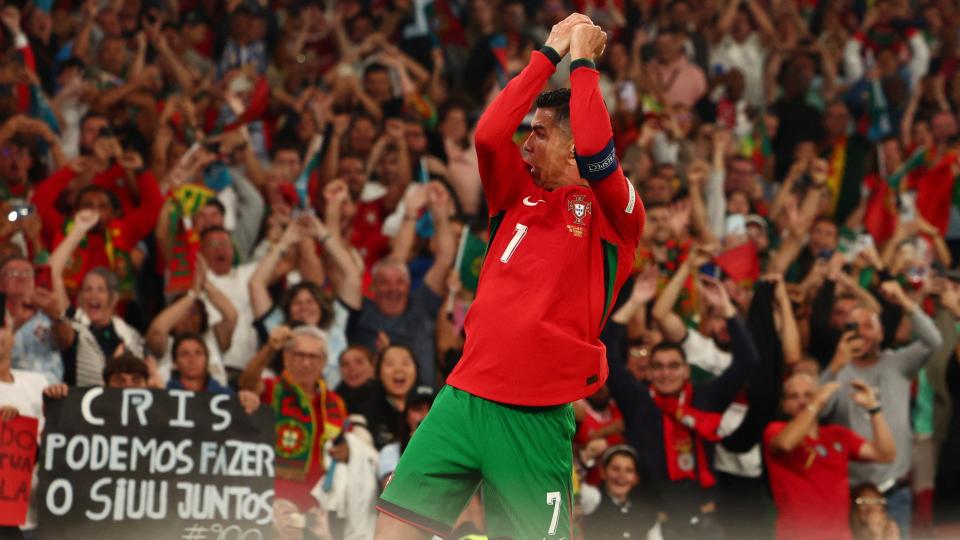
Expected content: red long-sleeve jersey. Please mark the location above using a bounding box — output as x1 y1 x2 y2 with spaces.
446 51 645 406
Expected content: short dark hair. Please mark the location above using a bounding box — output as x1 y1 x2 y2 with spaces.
172 331 209 367
650 342 687 363
813 216 838 229
270 138 303 160
103 350 149 384
57 57 86 76
339 344 375 366
535 88 571 127
644 201 670 212
203 199 227 217
75 185 121 213
200 225 230 242
364 62 390 78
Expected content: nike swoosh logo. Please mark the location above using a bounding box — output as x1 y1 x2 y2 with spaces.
523 196 545 206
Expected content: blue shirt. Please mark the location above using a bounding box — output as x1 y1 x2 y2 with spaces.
12 311 62 385
166 373 235 396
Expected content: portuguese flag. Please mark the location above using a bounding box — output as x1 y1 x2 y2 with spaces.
824 135 870 225
715 241 760 285
863 173 898 245
455 228 486 293
913 151 960 234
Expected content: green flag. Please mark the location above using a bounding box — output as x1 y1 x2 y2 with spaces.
455 227 486 292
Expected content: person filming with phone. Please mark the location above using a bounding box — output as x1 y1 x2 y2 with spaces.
819 280 943 537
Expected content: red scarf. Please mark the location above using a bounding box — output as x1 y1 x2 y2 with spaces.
650 383 724 488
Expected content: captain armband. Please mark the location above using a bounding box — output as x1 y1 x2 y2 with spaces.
574 138 618 182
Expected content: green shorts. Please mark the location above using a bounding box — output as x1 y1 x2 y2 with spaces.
378 386 576 540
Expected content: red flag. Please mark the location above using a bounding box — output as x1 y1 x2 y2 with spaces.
0 416 38 526
715 241 760 283
224 76 269 131
914 152 958 234
863 173 899 245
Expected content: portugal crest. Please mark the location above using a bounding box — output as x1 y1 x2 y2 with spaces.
567 194 592 225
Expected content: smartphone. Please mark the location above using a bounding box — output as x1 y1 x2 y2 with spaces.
699 263 723 280
6 203 33 222
817 249 834 260
724 214 747 236
35 266 51 290
899 192 917 222
0 293 6 326
846 234 875 262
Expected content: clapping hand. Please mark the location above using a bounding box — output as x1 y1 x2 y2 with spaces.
299 212 329 242
426 181 451 218
73 208 100 233
629 266 659 305
698 275 736 318
543 13 592 58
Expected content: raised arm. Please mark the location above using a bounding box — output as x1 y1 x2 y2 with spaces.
772 274 802 367
849 379 896 463
145 290 199 357
699 277 760 406
652 247 711 342
569 24 644 246
744 0 777 41
303 198 362 309
323 181 363 311
422 182 456 297
878 280 943 376
238 325 291 396
769 381 840 453
50 209 101 303
389 184 427 263
249 223 301 320
229 162 266 260
32 163 77 240
686 160 718 245
120 168 164 242
474 15 587 213
600 319 645 419
201 262 239 353
716 0 744 39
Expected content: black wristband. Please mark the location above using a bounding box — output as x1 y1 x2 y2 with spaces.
540 46 562 66
570 58 596 72
868 405 882 415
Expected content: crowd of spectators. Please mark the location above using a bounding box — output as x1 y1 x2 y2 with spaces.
1 0 960 539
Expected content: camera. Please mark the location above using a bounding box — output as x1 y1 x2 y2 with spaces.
843 322 859 333
6 203 33 223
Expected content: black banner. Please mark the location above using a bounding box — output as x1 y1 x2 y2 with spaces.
37 388 274 540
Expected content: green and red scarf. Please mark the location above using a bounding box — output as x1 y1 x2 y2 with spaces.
650 383 724 489
164 184 216 295
61 219 135 301
272 373 342 482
